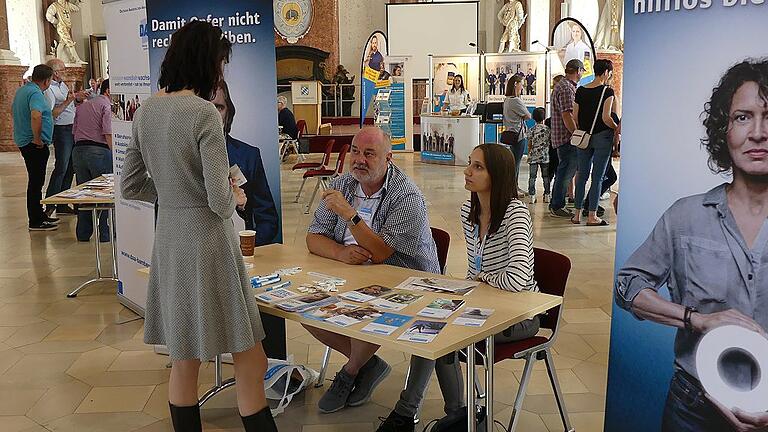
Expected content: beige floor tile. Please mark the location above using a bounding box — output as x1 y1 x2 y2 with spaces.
27 380 91 424
582 334 611 353
19 340 104 354
494 407 550 432
0 352 80 389
77 370 170 388
75 385 156 414
44 412 159 432
142 383 169 420
4 321 58 348
561 308 611 324
45 324 109 342
572 361 609 396
0 415 39 432
0 326 18 342
74 302 126 315
0 387 47 416
542 411 604 432
108 350 173 372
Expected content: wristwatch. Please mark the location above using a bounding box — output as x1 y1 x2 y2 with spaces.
348 213 362 226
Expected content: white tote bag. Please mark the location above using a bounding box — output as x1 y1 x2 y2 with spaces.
264 355 320 416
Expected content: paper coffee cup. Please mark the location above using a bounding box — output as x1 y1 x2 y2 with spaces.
239 230 256 256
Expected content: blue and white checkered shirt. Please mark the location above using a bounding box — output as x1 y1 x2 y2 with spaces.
308 163 440 274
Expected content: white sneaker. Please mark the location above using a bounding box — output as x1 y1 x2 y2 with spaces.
528 195 537 204
601 191 612 201
543 193 551 203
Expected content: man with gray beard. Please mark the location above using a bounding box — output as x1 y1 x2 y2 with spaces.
304 127 440 414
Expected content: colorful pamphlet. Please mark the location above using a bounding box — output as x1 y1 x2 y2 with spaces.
326 306 382 327
397 320 447 344
276 293 336 313
369 291 423 311
338 285 393 303
395 277 479 296
417 298 466 319
361 313 413 336
452 308 494 327
255 288 299 303
301 300 358 321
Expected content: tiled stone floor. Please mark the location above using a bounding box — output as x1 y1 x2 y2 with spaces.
0 151 617 431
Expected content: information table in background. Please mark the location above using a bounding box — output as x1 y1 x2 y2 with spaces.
41 176 118 298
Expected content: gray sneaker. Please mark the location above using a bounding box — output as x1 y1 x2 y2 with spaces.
318 368 356 413
549 208 573 218
347 355 391 407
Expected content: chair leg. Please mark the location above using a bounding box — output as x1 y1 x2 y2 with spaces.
315 346 332 388
544 349 575 432
294 178 308 203
305 179 322 214
508 354 536 432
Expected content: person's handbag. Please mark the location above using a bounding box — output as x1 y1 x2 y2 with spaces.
264 356 319 416
499 130 519 145
570 85 608 150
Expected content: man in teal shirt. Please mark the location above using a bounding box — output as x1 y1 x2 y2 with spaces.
12 64 57 230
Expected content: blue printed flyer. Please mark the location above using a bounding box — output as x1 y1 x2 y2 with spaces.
361 313 412 336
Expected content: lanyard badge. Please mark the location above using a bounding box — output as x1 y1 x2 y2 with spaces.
473 225 484 272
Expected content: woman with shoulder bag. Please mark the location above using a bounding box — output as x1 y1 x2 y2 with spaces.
501 75 531 195
570 59 619 226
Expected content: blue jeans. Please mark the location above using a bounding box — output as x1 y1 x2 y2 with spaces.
508 138 527 191
72 144 113 241
45 124 75 207
528 163 551 196
662 370 732 432
574 130 614 212
550 144 578 210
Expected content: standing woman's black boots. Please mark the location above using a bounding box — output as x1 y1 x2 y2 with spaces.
169 403 202 432
241 406 278 431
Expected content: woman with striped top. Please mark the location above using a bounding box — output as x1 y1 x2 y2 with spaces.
377 144 541 431
433 143 541 422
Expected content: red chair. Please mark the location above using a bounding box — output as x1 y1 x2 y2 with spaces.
296 119 308 138
292 139 335 203
463 247 574 432
430 227 450 275
303 144 349 214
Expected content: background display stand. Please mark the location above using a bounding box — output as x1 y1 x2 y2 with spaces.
428 54 482 113
291 81 323 134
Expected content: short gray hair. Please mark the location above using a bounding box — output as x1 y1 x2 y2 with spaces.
277 95 288 105
352 127 391 152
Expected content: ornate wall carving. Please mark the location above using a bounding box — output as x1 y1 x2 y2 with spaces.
274 0 339 80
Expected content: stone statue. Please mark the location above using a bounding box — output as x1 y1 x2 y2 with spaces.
498 0 526 53
594 0 624 51
45 0 85 64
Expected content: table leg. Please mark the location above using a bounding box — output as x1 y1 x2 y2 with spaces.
110 208 118 279
467 342 477 432
485 335 495 432
199 354 237 406
67 206 120 298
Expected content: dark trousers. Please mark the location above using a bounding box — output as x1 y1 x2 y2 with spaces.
662 370 733 432
19 144 50 226
72 144 113 241
45 124 75 209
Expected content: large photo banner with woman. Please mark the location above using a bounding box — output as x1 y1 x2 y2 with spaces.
606 1 768 431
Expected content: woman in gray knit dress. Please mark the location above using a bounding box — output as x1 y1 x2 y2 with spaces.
121 22 277 432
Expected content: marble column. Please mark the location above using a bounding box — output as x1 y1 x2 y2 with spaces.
0 0 27 152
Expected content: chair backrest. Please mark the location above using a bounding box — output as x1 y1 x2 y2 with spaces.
430 227 450 275
297 119 307 139
321 139 335 166
334 144 350 174
533 247 571 332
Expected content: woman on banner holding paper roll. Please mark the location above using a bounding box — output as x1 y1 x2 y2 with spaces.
615 59 768 432
121 22 278 431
